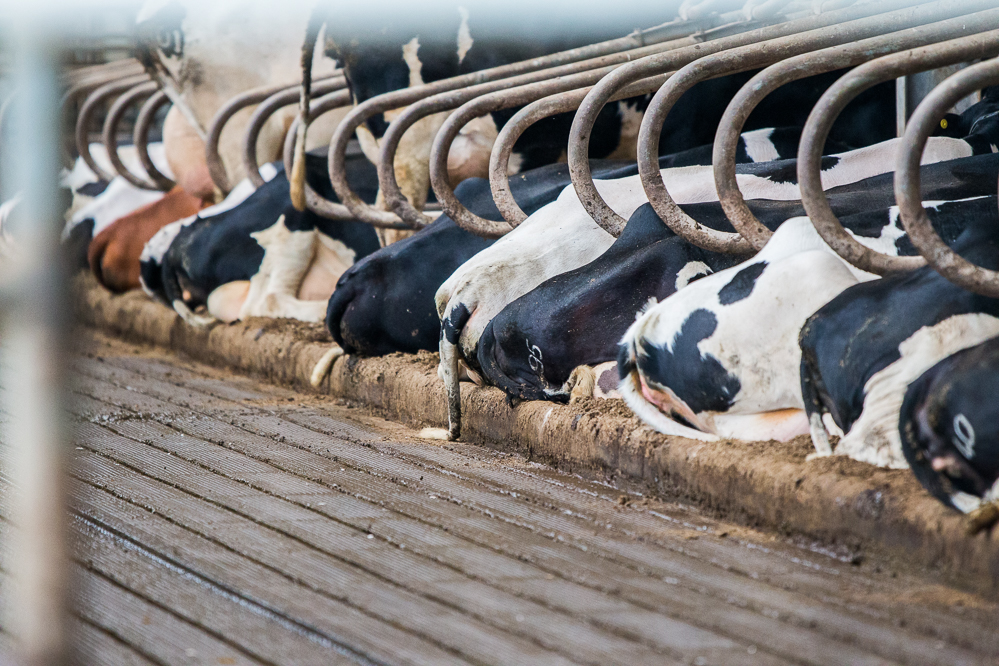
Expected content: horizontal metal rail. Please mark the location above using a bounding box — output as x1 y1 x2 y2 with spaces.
101 79 161 190
132 89 175 191
241 77 348 188
74 72 150 182
637 0 993 253
799 32 999 275
567 0 922 236
896 57 999 297
318 12 748 226
712 9 999 253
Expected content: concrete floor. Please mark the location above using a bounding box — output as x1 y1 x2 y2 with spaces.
2 330 998 665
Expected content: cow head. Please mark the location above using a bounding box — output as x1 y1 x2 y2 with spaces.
934 86 999 154
901 337 999 513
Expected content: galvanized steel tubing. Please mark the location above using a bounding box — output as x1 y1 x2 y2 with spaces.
799 31 999 275
895 58 999 297
713 9 999 254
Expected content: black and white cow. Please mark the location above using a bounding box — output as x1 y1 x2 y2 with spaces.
143 151 380 324
800 193 999 469
324 159 641 357
900 336 999 515
437 134 976 439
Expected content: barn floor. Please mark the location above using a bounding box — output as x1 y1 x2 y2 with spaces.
2 330 999 665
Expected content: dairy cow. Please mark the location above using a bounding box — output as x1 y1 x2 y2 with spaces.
800 193 999 469
145 152 380 324
437 135 976 439
900 336 999 517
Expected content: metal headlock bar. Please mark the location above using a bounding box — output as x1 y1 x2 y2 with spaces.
73 72 151 182
569 0 928 237
101 79 161 190
374 15 770 230
241 77 348 188
711 9 999 254
132 89 175 191
798 32 999 276
205 81 301 194
637 0 994 253
896 57 999 297
316 12 749 227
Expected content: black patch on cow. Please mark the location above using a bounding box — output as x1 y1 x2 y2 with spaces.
597 367 618 394
76 180 109 198
636 309 740 415
63 218 95 271
443 303 470 345
718 261 767 305
746 155 840 185
617 343 634 381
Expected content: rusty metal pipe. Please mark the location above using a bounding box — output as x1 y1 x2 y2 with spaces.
800 32 999 275
59 67 143 168
568 0 928 236
714 10 999 252
74 73 150 183
427 75 668 236
896 58 999 297
637 0 991 252
323 12 751 226
101 80 161 190
241 77 347 188
377 16 788 229
281 88 357 216
132 89 175 191
205 82 301 194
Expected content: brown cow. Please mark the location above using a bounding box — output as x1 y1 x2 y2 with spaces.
88 184 207 292
88 107 215 293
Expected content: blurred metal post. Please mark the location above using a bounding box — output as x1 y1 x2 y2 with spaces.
0 16 73 666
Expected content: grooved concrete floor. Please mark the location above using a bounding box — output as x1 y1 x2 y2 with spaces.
3 331 999 665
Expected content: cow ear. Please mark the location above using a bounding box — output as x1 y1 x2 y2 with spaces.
933 113 964 138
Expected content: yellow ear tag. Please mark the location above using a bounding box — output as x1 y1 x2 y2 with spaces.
941 118 949 129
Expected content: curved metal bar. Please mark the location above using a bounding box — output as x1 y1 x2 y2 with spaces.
897 58 999 297
280 89 357 215
637 0 987 252
60 67 143 167
101 80 161 189
74 73 150 182
428 75 666 236
323 12 747 226
241 77 347 188
799 31 999 275
205 81 299 194
133 89 175 191
568 0 939 235
714 10 999 251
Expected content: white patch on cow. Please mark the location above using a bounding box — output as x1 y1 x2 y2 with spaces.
506 151 525 176
64 177 166 240
829 314 999 469
456 7 473 64
731 137 972 202
604 101 645 160
623 218 868 441
140 213 197 265
402 37 424 88
296 233 356 302
447 114 498 184
674 261 712 291
230 214 327 322
741 127 780 163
